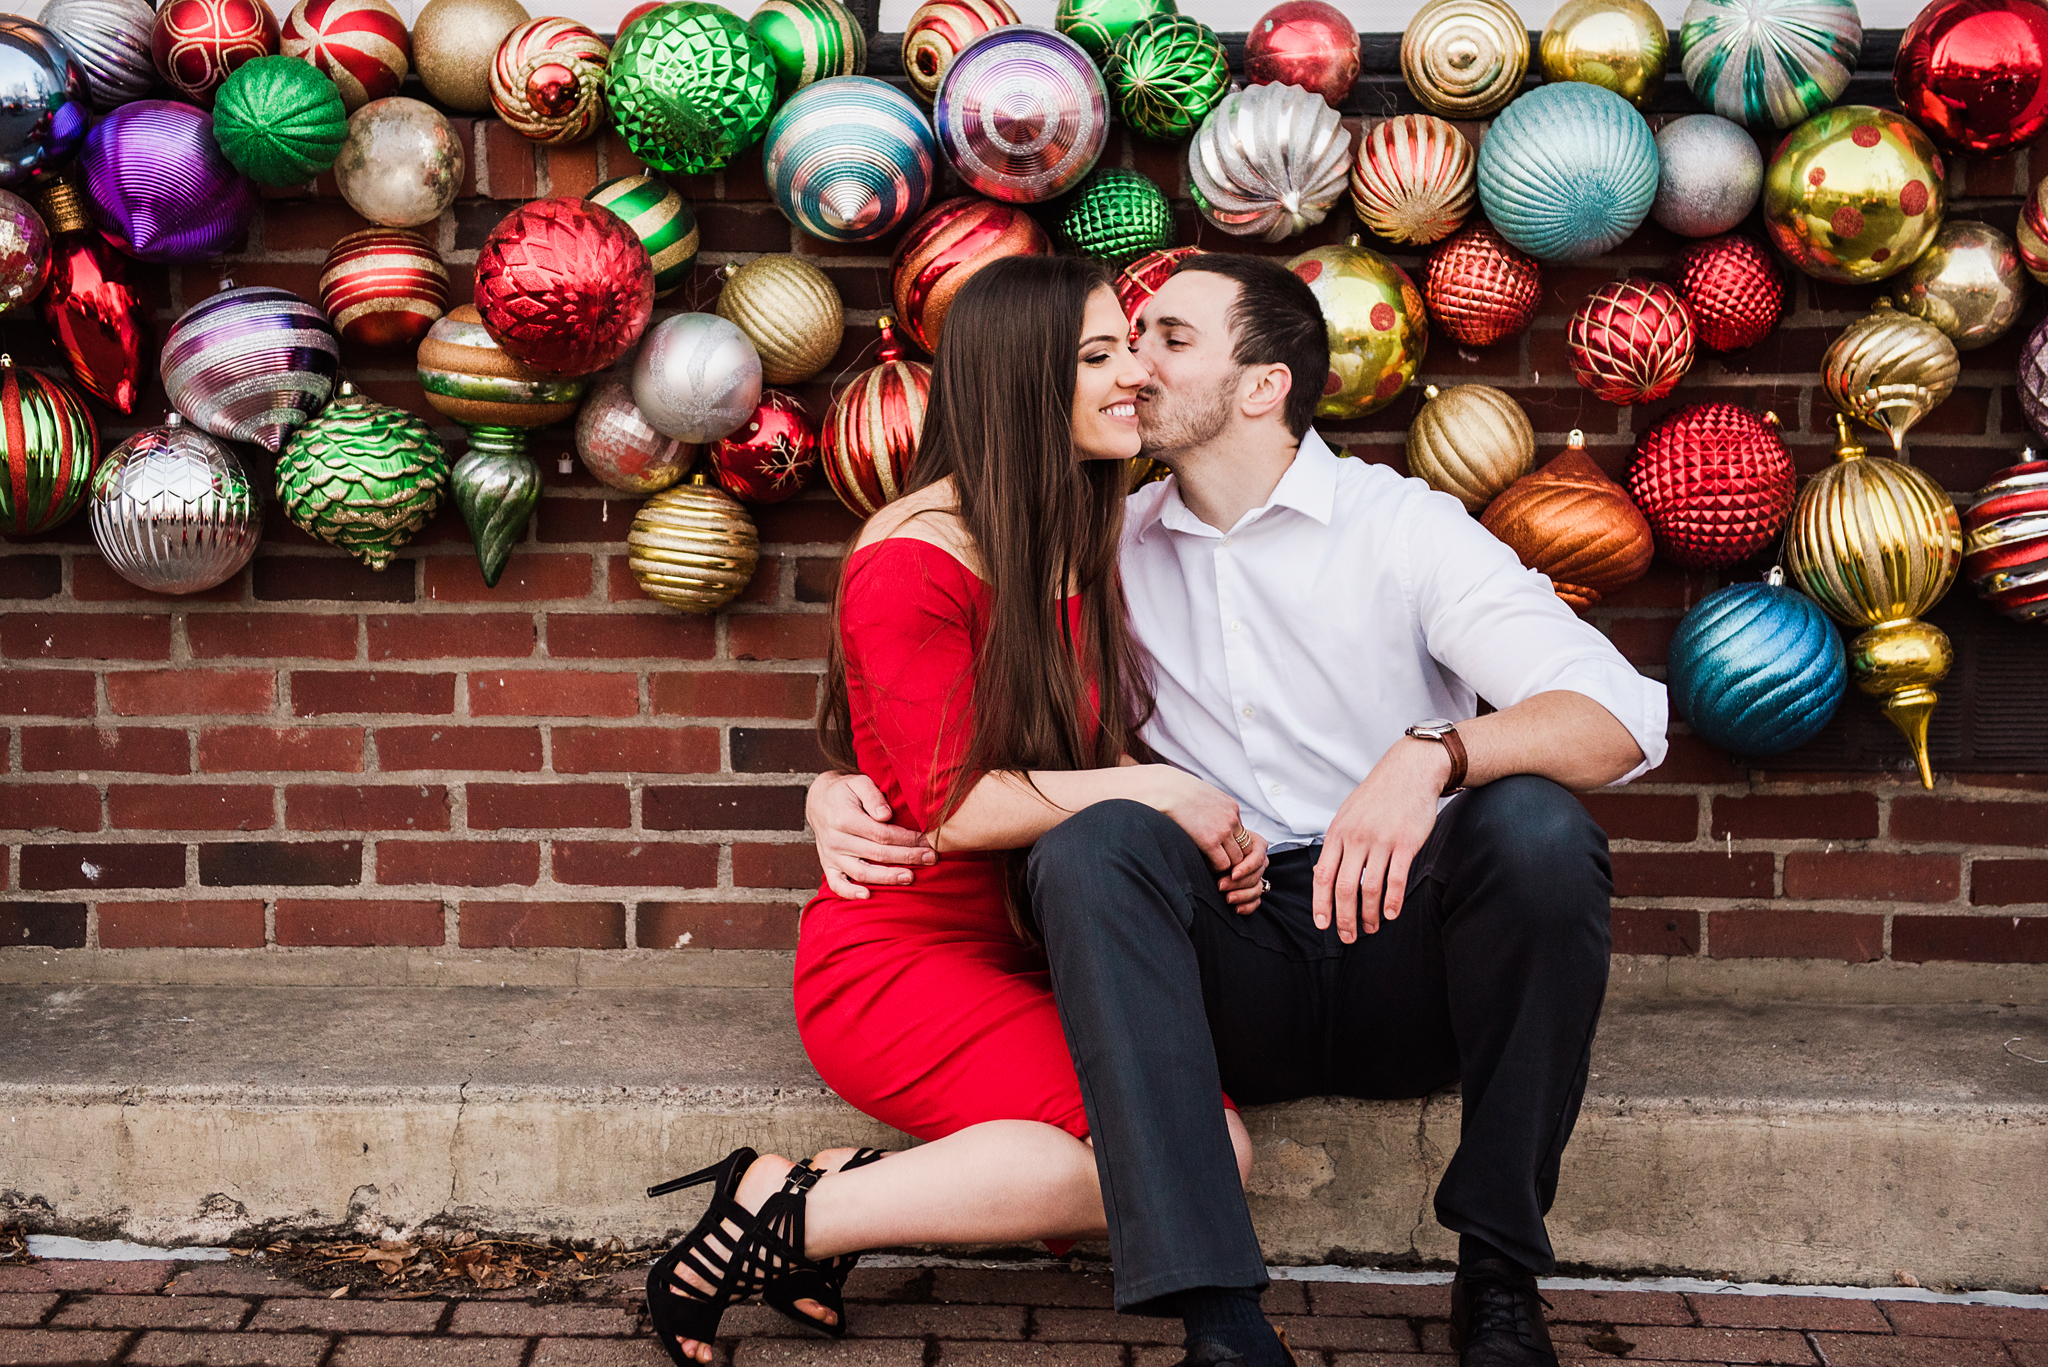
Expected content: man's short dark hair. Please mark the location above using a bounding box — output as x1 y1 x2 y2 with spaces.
1170 254 1329 440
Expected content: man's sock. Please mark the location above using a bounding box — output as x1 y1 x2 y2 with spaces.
1174 1286 1289 1366
1458 1233 1526 1272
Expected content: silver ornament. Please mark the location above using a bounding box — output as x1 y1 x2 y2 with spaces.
575 376 694 493
161 284 342 454
1895 220 2028 353
1188 81 1351 243
36 0 154 112
89 413 261 594
0 17 87 188
630 313 763 444
1652 113 1763 238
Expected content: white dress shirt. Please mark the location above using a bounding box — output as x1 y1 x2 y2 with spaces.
1120 430 1670 849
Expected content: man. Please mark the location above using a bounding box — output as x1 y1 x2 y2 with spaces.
808 255 1667 1367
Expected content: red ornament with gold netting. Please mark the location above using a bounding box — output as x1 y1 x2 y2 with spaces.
1567 279 1696 405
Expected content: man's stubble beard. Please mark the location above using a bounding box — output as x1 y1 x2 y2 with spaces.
1137 373 1237 466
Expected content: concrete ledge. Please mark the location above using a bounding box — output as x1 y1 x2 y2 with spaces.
1 986 2042 1292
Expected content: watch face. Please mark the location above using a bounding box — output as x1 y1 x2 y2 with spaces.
1409 718 1456 737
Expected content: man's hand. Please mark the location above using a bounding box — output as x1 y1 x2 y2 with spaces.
1218 829 1268 914
1311 739 1449 942
807 770 934 900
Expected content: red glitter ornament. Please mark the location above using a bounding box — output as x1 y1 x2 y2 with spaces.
318 227 450 349
823 316 931 517
1894 0 2048 154
711 391 820 504
891 196 1052 355
1115 245 1203 334
33 181 146 415
151 0 281 107
1423 221 1540 347
474 197 655 378
1963 448 2048 619
281 0 411 112
1244 0 1360 109
1567 279 1696 406
1671 234 1786 353
1627 404 1795 569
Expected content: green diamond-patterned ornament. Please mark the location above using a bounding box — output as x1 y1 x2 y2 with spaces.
212 55 350 186
276 382 449 570
1056 168 1173 265
586 174 699 299
748 0 867 100
1056 0 1177 63
606 2 778 176
1106 13 1228 142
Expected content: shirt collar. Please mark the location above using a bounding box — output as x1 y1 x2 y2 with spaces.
1136 428 1340 542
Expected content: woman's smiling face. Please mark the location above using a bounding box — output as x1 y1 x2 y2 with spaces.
1070 285 1151 463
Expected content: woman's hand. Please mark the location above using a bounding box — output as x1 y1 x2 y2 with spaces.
807 771 935 900
1140 764 1252 874
1218 829 1268 915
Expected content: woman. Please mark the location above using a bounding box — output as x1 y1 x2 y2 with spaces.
644 255 1273 1367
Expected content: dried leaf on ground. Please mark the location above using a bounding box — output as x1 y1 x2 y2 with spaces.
0 1227 33 1266
261 1235 649 1299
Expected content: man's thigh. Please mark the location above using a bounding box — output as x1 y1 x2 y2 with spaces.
1183 849 1333 1106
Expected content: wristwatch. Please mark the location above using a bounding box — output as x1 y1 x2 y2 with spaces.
1403 718 1467 796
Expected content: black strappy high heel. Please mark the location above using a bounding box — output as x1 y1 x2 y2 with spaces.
644 1147 812 1365
761 1147 889 1338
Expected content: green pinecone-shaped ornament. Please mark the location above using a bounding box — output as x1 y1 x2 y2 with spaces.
1055 0 1177 64
277 383 449 570
1056 168 1173 266
605 2 779 176
213 56 350 186
452 428 543 588
1106 14 1228 142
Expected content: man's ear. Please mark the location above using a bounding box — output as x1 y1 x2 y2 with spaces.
1239 363 1294 422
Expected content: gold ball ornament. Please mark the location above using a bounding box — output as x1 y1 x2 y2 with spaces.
1763 105 1947 284
2017 176 2048 285
414 0 531 113
627 472 761 614
1894 219 2028 352
1406 383 1535 511
1538 0 1667 109
1286 234 1428 419
1401 0 1528 119
714 255 845 386
1784 414 1962 788
1822 297 1959 452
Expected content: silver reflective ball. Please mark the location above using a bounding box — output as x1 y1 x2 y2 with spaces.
1652 113 1762 239
36 0 154 112
1896 220 2029 352
630 313 763 444
89 414 263 595
0 17 87 188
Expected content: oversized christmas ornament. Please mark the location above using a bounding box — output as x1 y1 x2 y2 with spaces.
413 0 527 112
1475 80 1660 261
0 191 49 317
892 196 1053 353
275 380 449 570
750 0 865 99
1400 0 1526 118
1679 0 1862 129
903 0 1019 102
1822 297 1959 450
1115 244 1202 324
333 97 465 228
574 376 692 494
37 0 155 111
1405 383 1534 510
0 357 97 534
1348 113 1473 247
586 176 697 299
711 390 820 503
1058 167 1173 263
1540 0 1667 107
1894 0 2048 154
1106 14 1229 142
1763 105 1946 284
1480 430 1654 608
1652 114 1763 237
1423 221 1541 347
716 255 844 385
934 27 1107 203
162 284 341 453
1964 449 2048 619
490 18 608 144
80 101 256 262
1055 0 1175 62
822 315 930 516
1894 219 2027 352
416 303 588 431
1245 0 1359 108
763 76 935 245
211 55 348 186
474 196 654 377
1189 84 1349 243
633 313 763 444
1785 413 1962 788
450 428 540 588
606 2 776 176
627 474 762 614
318 227 449 348
281 0 411 112
151 0 280 107
34 179 146 414
0 17 85 189
618 2 663 36
1567 279 1697 405
89 414 259 594
1671 233 1784 352
1287 235 1427 418
2022 315 2048 438
1667 569 1848 755
1628 403 1793 567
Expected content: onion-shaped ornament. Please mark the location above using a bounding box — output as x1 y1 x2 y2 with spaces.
0 356 97 535
606 2 776 176
1474 80 1660 261
80 101 257 263
573 376 692 494
281 0 411 113
275 380 449 570
628 473 761 614
1479 429 1654 609
1400 0 1526 117
1667 568 1848 755
823 315 930 517
1540 0 1668 107
2021 315 2048 439
211 55 349 187
632 313 763 445
1567 279 1697 405
1962 448 2048 620
587 175 698 299
1652 113 1764 237
1348 113 1474 247
415 304 588 433
88 413 260 595
474 196 655 377
1115 245 1203 325
1762 104 1945 284
934 27 1108 204
1671 233 1785 352
1245 0 1359 109
1405 382 1535 511
333 97 466 228
450 427 541 589
1106 13 1229 142
892 196 1052 354
1423 221 1541 347
1188 85 1348 244
711 390 819 504
318 227 450 349
763 76 936 245
1822 297 1959 451
150 0 281 107
749 0 865 99
1894 219 2027 352
1058 167 1173 264
904 0 1019 102
1894 0 2048 155
1628 403 1794 568
1679 0 1862 129
1287 234 1427 418
161 284 341 454
715 255 844 386
37 0 156 111
490 18 609 145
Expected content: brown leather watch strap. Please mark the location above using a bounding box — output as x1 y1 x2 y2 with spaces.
1437 727 1468 796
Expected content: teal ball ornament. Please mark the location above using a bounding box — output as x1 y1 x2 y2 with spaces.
765 75 936 243
1475 81 1660 262
1667 571 1848 755
212 54 349 186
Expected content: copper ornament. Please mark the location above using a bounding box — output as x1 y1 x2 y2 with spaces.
1479 429 1653 609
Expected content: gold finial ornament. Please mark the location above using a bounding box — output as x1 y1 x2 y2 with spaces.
1538 0 1668 109
1821 297 1960 452
1783 414 1963 788
1401 0 1528 118
626 473 762 614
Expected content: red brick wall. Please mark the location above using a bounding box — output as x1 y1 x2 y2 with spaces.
2 106 2045 979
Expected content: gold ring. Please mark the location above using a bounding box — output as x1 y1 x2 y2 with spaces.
1232 826 1252 854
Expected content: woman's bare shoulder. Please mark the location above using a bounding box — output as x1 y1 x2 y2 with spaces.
852 485 982 576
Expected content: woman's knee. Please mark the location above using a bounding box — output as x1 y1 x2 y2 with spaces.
1227 1111 1254 1188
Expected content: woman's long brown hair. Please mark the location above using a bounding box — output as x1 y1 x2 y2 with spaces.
817 255 1156 937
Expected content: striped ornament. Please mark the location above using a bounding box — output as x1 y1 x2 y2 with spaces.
765 76 935 244
0 358 99 536
822 317 930 517
903 0 1019 102
161 285 341 453
587 175 698 298
934 27 1107 204
280 0 410 112
891 195 1051 353
318 227 450 348
749 0 866 99
1678 0 1862 130
1349 113 1476 247
490 17 610 145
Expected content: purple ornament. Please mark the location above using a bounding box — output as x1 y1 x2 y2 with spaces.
162 285 340 452
80 100 258 263
933 26 1107 203
2024 315 2048 442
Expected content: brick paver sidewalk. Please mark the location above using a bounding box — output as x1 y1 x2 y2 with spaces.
1 1256 2042 1366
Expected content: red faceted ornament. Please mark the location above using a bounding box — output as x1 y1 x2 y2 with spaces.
1115 245 1203 335
281 0 411 112
474 197 655 378
1895 0 2048 154
34 181 146 415
1423 221 1540 347
823 317 932 517
318 227 450 348
1567 280 1696 405
618 2 665 37
712 391 820 504
1963 448 2048 619
891 196 1053 355
151 0 281 106
1244 0 1360 109
1671 234 1785 353
1627 404 1795 569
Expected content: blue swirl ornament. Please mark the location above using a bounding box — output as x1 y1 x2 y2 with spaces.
1679 0 1862 130
1667 571 1848 755
1475 81 1660 262
764 75 936 243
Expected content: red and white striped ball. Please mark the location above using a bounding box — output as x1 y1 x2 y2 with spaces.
151 0 281 107
318 227 450 349
901 0 1019 102
282 0 412 112
490 17 610 144
823 316 930 517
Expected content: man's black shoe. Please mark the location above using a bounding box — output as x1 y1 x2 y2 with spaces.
1450 1257 1559 1367
1171 1325 1298 1367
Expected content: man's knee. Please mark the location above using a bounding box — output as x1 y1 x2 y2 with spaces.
1026 798 1192 895
1451 777 1611 933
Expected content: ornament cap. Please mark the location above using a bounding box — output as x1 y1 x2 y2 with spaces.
1762 411 1780 429
164 412 185 428
1424 384 1442 400
1765 565 1786 587
875 315 905 364
1833 412 1867 462
2021 447 2044 465
0 355 11 369
336 379 357 398
35 180 90 235
1567 428 1585 450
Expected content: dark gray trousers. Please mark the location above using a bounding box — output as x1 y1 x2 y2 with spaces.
1025 776 1613 1313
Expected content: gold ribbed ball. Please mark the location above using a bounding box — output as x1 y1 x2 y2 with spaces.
1405 382 1535 510
1821 297 1959 452
415 0 531 113
715 255 845 386
627 476 762 614
1401 0 1528 118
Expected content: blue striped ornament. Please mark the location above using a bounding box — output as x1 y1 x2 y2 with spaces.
160 285 341 454
1475 81 1660 262
1679 0 1862 131
765 76 936 243
1667 575 1848 755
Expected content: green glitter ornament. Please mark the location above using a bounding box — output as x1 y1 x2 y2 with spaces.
1106 13 1228 142
1056 0 1177 63
1056 168 1173 265
606 2 778 176
748 0 866 100
276 382 450 571
211 56 350 186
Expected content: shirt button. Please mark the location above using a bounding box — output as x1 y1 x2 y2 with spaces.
1242 706 1254 718
1230 621 1242 632
1271 784 1284 795
1220 537 1232 548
